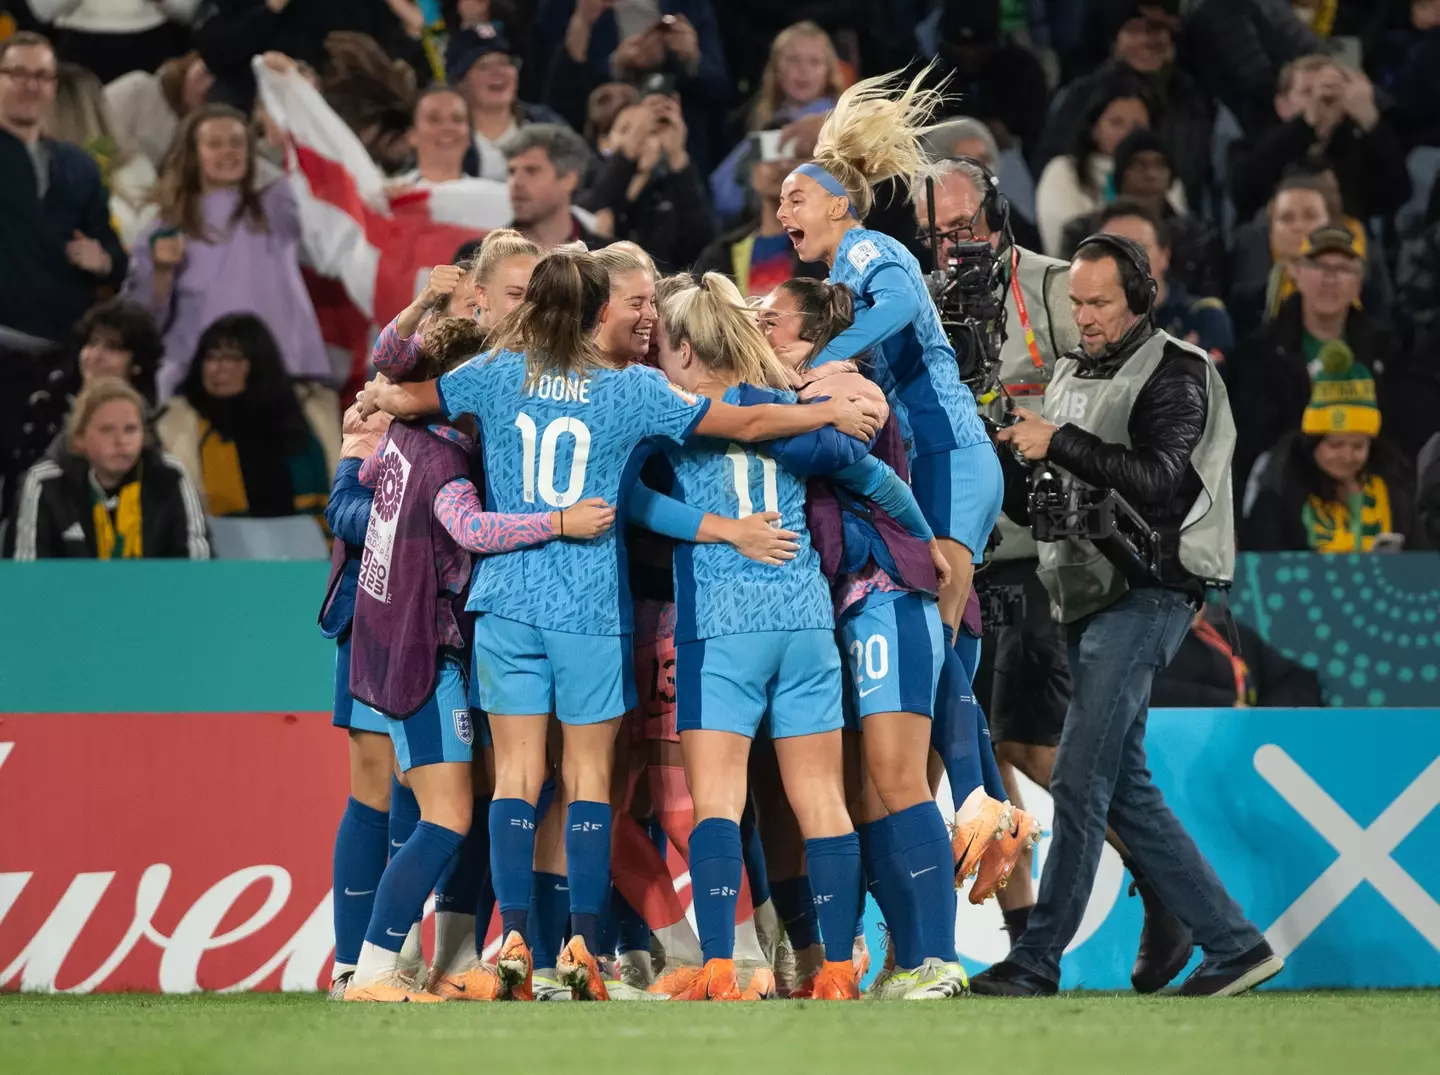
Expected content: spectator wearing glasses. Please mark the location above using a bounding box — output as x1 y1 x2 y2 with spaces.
0 32 126 346
1230 226 1403 496
446 23 565 182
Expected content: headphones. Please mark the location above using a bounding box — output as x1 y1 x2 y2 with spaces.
937 154 1011 239
1074 232 1158 315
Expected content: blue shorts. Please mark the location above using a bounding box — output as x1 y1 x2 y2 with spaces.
332 636 390 735
676 629 843 740
465 662 494 749
911 440 1004 560
386 656 474 772
839 592 945 728
471 614 635 725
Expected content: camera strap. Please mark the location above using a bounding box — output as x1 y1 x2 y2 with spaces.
1009 247 1045 373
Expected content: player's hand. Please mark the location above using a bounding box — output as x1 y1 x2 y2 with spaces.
827 392 883 441
419 263 466 309
356 373 392 419
555 497 616 540
724 511 800 566
929 538 953 588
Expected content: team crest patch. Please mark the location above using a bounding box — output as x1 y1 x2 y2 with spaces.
453 708 474 746
847 238 881 272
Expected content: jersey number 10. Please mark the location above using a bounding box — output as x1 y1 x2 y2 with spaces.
725 444 780 517
514 413 591 508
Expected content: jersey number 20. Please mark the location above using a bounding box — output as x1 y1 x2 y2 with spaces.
725 444 779 518
514 413 590 508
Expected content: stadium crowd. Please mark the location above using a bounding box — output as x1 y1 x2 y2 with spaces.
0 0 1436 1001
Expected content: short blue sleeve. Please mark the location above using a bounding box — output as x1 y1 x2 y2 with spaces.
436 356 489 421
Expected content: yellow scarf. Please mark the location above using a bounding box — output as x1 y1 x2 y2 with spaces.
92 479 143 560
1302 473 1392 553
198 421 251 517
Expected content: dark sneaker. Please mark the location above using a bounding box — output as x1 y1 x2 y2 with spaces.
967 959 1058 997
1176 940 1284 997
1131 877 1193 994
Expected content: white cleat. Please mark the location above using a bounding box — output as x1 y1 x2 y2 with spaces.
532 973 571 1002
903 958 969 1000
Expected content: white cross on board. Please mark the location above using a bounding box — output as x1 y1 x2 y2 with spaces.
1254 744 1440 959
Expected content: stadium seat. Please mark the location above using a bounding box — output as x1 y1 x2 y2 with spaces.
207 515 329 561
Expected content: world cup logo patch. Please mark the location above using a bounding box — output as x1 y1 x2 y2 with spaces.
453 708 474 746
374 454 406 522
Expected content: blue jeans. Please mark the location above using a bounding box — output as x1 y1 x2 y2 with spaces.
1009 587 1264 983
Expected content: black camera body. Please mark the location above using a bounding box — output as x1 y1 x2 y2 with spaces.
1027 466 1163 588
928 240 1008 399
974 577 1026 631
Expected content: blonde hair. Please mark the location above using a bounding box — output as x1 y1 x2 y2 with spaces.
472 227 539 286
811 62 947 220
1277 54 1338 98
662 273 792 391
751 21 844 130
591 244 651 286
67 377 146 454
488 248 609 387
47 63 133 170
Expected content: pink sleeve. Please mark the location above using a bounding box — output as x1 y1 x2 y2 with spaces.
358 431 390 488
434 478 556 553
372 318 424 379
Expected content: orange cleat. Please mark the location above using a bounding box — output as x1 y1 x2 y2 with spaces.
952 795 1012 884
496 931 534 1001
740 965 776 1001
669 958 742 1001
969 807 1041 905
557 935 610 1001
648 963 701 998
808 960 861 1000
344 975 445 1004
430 962 502 1001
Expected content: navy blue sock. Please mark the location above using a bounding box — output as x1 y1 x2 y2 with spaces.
472 796 494 955
530 871 568 970
613 886 649 955
934 623 985 807
332 797 388 968
489 798 536 943
364 821 465 952
565 800 612 953
771 876 820 950
434 797 487 916
690 817 742 962
890 802 958 962
388 775 420 858
953 629 1009 801
739 803 771 907
859 817 920 968
535 775 556 822
804 833 862 964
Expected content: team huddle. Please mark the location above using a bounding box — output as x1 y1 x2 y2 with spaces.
322 68 1037 1005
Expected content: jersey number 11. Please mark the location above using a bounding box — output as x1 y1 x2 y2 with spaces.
725 443 779 518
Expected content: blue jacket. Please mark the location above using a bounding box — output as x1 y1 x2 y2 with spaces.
318 459 374 640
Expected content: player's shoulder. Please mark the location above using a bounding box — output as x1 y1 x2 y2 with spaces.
733 382 796 406
619 363 703 403
840 228 906 276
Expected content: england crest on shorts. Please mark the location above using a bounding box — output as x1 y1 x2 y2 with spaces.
453 708 474 745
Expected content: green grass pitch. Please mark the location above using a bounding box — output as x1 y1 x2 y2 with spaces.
1 992 1436 1075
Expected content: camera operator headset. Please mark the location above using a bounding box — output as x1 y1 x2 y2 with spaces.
976 235 1282 1000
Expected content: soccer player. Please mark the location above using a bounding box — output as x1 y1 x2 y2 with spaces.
360 249 884 1001
342 317 615 1003
650 273 939 1002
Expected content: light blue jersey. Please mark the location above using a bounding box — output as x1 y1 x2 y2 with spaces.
665 385 833 644
815 227 988 457
436 350 710 634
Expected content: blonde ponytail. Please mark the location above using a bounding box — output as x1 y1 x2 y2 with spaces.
811 62 948 219
662 273 794 391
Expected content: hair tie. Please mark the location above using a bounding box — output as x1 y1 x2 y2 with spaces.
792 162 859 219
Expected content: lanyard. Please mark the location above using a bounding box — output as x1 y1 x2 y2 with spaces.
1009 247 1046 371
1192 617 1253 707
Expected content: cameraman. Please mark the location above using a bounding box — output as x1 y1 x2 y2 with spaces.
971 235 1283 998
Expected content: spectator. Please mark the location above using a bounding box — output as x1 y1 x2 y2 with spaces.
398 84 473 184
708 21 842 224
28 1 197 83
122 103 332 399
1230 226 1404 493
45 62 159 247
1242 347 1421 552
1150 603 1323 707
694 153 825 297
193 0 425 111
498 122 605 249
1037 3 1215 211
1371 0 1440 149
579 90 713 271
1094 198 1235 365
446 23 566 182
929 1 1051 156
104 50 214 171
538 0 730 173
1181 0 1323 136
922 115 1045 256
13 377 209 560
1035 76 1160 256
155 313 333 520
1229 54 1411 223
1058 126 1222 297
580 78 637 151
315 31 419 176
0 31 126 344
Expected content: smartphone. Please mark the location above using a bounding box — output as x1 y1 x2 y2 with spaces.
1370 532 1406 554
640 72 676 99
751 129 798 163
1327 35 1363 71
